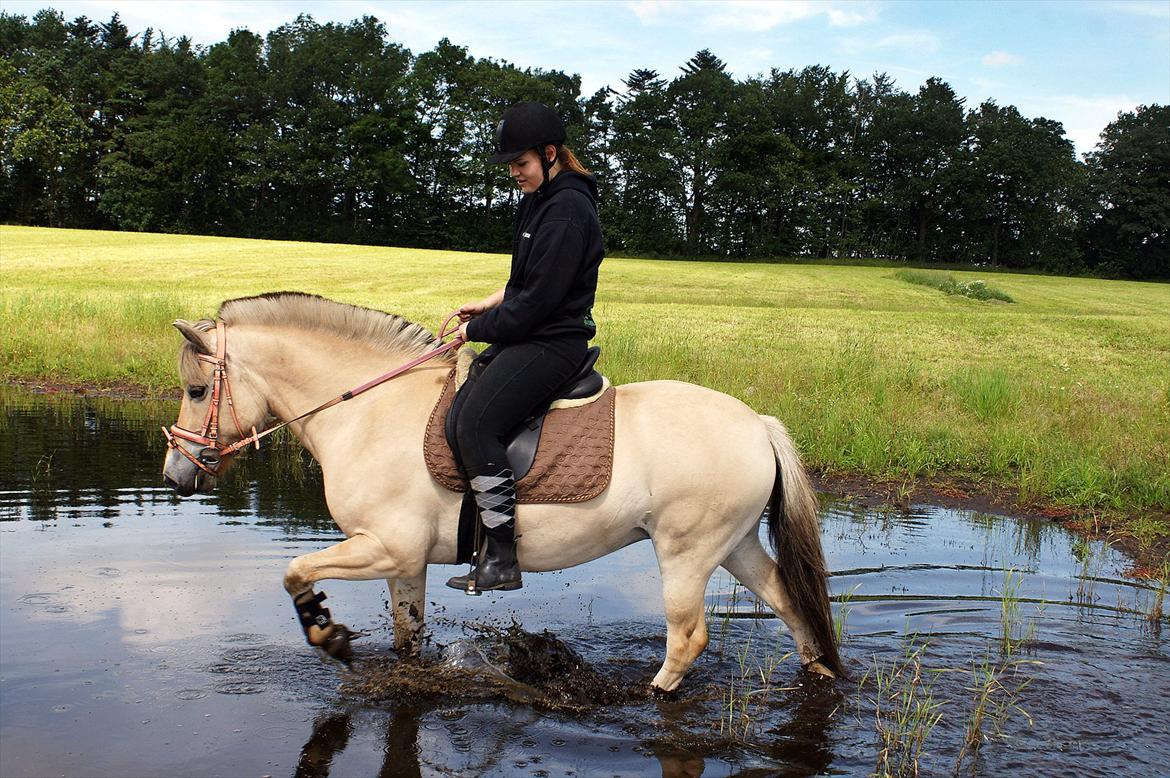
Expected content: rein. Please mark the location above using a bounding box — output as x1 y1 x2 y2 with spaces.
163 315 465 477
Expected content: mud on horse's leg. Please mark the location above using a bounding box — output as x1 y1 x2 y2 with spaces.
387 574 426 657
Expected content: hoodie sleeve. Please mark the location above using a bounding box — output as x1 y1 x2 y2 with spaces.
466 217 585 343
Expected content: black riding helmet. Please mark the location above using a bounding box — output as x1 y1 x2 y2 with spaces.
488 102 566 185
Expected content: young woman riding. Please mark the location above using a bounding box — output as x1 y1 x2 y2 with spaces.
445 102 604 594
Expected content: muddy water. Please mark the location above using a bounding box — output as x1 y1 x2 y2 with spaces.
1 387 1166 777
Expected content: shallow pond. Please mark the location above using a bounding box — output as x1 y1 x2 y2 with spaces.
1 387 1166 777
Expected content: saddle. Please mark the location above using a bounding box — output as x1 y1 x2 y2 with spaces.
454 347 604 476
424 346 616 564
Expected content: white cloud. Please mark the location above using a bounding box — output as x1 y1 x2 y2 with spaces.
836 25 942 58
971 76 1006 93
1107 1 1170 19
982 50 1022 67
875 31 941 54
1035 95 1140 156
653 0 881 31
627 0 683 23
826 5 879 27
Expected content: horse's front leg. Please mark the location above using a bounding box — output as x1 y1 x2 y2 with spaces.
387 574 427 657
283 532 413 662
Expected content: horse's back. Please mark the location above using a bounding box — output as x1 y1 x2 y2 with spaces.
611 379 775 498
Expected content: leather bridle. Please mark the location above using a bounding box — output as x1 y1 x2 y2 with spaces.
163 315 464 478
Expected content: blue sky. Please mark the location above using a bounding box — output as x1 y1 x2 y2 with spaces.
7 0 1168 156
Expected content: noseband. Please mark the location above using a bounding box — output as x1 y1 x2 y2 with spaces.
163 315 465 479
162 321 261 477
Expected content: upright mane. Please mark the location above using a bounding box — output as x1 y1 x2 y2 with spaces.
180 292 453 384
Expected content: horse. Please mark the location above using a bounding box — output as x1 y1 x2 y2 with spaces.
161 292 843 690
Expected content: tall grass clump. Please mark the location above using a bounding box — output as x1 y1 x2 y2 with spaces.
997 568 1038 656
895 269 1014 302
1144 562 1168 637
833 582 860 646
950 367 1016 421
861 636 945 777
717 624 795 742
955 653 1035 774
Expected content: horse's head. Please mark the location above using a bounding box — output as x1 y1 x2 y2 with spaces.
162 319 267 496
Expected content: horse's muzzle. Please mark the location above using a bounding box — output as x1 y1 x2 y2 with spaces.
163 471 196 497
163 446 214 497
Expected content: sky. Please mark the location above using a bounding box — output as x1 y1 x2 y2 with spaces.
6 0 1168 157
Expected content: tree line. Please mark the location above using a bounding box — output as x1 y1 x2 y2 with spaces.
2 10 1166 278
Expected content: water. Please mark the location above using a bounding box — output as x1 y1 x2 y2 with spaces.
1 387 1166 777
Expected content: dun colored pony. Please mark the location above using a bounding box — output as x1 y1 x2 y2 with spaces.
162 293 842 689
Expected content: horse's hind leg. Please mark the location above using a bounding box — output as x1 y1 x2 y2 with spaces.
652 561 713 692
721 532 831 673
386 574 426 657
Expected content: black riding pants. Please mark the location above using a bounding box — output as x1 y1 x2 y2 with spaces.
453 338 587 480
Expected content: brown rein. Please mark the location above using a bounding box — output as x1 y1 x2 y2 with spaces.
163 316 465 477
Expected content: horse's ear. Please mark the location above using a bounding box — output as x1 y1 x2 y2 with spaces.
174 319 213 354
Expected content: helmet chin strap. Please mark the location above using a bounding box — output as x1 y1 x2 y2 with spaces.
537 144 559 187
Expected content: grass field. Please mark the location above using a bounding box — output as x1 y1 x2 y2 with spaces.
2 226 1168 541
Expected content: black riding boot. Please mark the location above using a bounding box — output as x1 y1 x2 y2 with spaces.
446 520 523 593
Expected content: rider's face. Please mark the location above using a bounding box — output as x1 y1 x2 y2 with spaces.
508 147 554 194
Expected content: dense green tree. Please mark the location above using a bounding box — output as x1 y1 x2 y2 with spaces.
609 68 681 253
0 58 89 224
1084 105 1170 278
667 50 735 252
867 78 965 261
957 102 1082 269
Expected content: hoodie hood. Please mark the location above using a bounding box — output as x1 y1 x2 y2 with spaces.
539 170 598 207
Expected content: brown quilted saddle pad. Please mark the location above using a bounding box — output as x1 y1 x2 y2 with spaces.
424 369 615 503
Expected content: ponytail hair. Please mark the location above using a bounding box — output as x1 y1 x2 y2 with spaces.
556 145 591 176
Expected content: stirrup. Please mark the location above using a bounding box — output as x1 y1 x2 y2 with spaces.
446 567 483 596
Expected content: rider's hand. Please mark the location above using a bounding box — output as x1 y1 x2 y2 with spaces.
456 301 484 322
457 321 471 341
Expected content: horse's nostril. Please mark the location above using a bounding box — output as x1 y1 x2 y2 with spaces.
163 473 193 496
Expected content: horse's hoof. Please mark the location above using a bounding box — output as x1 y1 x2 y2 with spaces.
320 625 355 663
649 683 681 700
802 659 836 679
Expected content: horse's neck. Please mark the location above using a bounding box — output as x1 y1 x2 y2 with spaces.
237 326 444 461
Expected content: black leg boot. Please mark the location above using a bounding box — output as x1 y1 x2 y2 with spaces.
445 519 523 593
446 466 522 593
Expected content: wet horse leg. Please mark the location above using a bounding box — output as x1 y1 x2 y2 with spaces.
283 532 410 661
386 574 426 657
651 559 714 692
720 532 833 675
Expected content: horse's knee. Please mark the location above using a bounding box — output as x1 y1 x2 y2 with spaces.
284 557 312 595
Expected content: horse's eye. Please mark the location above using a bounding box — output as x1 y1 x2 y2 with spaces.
187 386 207 400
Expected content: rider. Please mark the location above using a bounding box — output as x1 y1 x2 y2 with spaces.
445 101 604 593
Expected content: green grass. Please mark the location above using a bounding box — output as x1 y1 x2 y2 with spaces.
895 268 1015 302
862 636 945 777
2 226 1169 532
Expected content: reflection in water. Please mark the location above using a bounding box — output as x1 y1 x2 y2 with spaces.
295 708 425 778
296 712 353 778
2 387 1168 777
762 681 839 776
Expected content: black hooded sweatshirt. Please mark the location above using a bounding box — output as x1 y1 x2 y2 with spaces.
465 171 603 346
